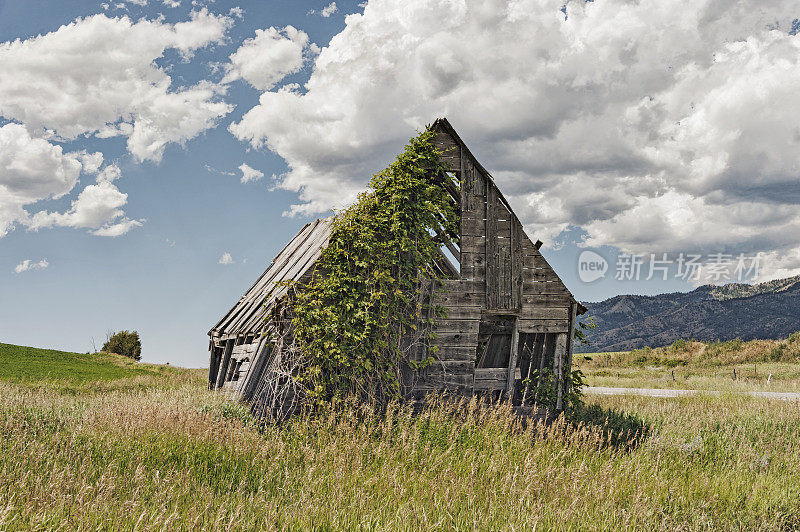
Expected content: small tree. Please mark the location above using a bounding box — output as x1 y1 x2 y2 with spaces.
102 330 142 361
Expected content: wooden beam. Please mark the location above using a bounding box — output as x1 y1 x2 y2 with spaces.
511 220 523 309
505 317 520 398
485 185 498 308
533 334 550 404
521 333 541 405
207 343 220 390
434 230 461 263
562 302 578 405
214 339 234 390
553 332 568 410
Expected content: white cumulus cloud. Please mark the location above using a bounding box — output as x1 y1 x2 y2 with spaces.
28 176 144 237
218 252 234 264
0 123 142 237
0 123 87 236
0 10 233 162
238 163 264 183
14 258 49 274
229 0 800 280
223 26 310 91
309 2 338 17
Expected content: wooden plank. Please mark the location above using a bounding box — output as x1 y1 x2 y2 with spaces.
522 282 572 295
459 143 468 226
437 306 482 320
461 264 485 282
432 319 480 334
518 320 571 334
415 373 473 389
461 234 486 252
477 333 510 368
522 294 574 307
431 346 477 361
237 336 270 401
225 218 333 335
534 334 552 403
521 333 542 405
460 251 485 268
417 360 474 375
232 344 248 357
472 161 486 196
519 306 571 320
498 235 511 309
459 245 486 281
521 252 550 269
512 219 523 309
430 331 478 347
461 217 485 237
522 267 561 283
433 279 486 306
553 332 568 411
434 279 484 294
479 314 517 335
474 368 507 381
506 317 520 395
210 220 316 334
474 378 508 392
495 219 512 233
562 302 578 405
435 290 485 307
486 184 498 309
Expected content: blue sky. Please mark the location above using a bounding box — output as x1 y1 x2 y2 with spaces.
2 0 800 367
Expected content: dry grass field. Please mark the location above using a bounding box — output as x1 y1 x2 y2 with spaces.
2 342 800 530
581 334 800 392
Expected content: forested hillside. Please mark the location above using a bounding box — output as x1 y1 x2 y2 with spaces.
580 276 800 352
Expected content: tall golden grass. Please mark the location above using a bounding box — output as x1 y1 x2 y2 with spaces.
2 372 800 530
582 334 800 391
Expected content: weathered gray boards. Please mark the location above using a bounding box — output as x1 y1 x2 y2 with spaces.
208 118 586 408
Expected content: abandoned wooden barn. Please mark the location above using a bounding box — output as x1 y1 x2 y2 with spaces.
208 118 586 410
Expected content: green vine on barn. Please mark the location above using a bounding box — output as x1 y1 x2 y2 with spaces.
289 130 460 404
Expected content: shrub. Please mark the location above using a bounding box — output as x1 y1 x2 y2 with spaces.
670 339 689 352
102 331 142 361
767 344 787 362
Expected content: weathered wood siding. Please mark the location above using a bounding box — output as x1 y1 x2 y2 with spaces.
418 121 577 399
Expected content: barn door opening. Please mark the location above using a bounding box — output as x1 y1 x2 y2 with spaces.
474 315 520 399
517 333 561 406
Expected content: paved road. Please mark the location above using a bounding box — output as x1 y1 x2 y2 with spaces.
585 386 800 401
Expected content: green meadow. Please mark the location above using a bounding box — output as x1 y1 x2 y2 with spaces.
1 341 800 530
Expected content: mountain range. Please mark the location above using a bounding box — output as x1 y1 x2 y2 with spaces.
578 276 800 352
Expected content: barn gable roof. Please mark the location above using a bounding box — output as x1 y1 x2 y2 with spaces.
429 118 587 315
209 217 335 341
210 118 586 342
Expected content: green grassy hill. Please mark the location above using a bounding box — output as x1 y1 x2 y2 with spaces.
0 342 199 392
0 343 151 382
